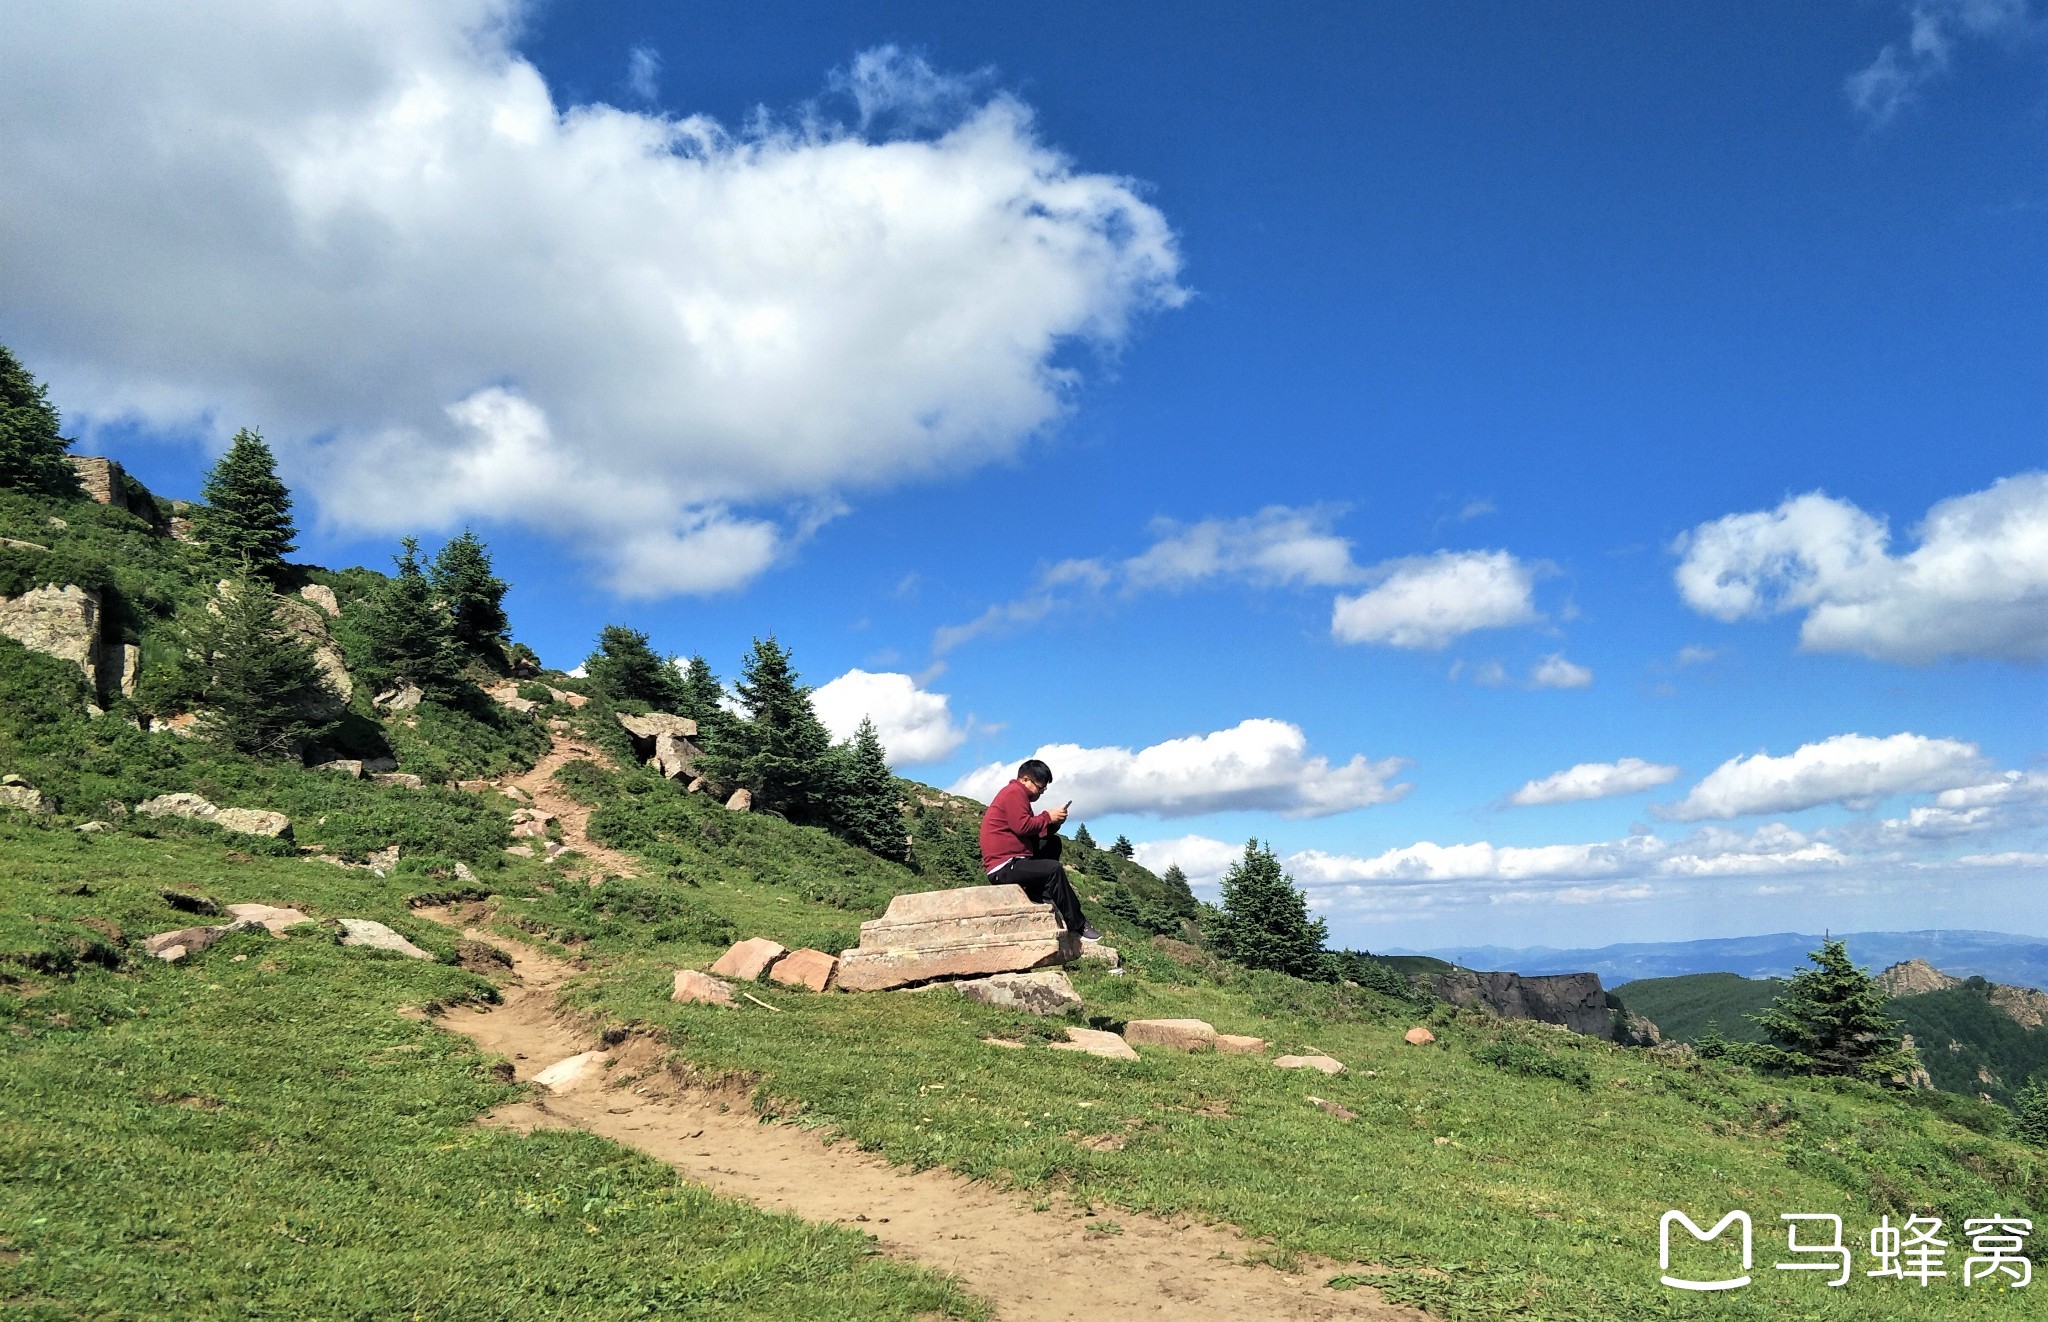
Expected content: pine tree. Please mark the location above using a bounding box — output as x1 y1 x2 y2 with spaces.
194 429 296 574
1158 863 1199 918
428 529 508 660
837 718 905 860
723 636 837 822
178 573 330 757
1211 839 1333 981
1750 938 1920 1085
357 537 463 694
1110 834 1135 859
676 653 736 750
0 343 79 497
1072 823 1097 850
585 625 685 709
2015 1076 2048 1146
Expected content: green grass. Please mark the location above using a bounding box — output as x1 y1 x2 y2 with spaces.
0 820 981 1320
1614 973 1783 1046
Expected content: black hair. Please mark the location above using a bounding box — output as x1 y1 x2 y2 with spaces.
1017 759 1053 785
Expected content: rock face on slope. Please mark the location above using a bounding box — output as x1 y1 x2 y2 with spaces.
0 584 102 691
836 884 1082 992
1427 968 1620 1038
1878 959 1961 999
615 712 704 780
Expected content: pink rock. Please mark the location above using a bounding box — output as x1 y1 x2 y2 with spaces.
671 969 737 1007
1051 1027 1139 1061
1274 1054 1346 1075
1404 1026 1436 1046
709 937 788 981
1124 1018 1217 1051
1216 1034 1267 1054
767 948 838 992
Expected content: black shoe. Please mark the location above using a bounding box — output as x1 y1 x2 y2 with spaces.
1080 925 1103 942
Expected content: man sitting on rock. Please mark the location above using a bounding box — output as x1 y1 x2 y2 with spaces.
979 758 1098 940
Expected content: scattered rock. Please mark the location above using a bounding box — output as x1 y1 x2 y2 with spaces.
214 807 291 839
1306 1096 1357 1121
981 1036 1029 1049
0 583 103 691
709 937 788 981
685 776 707 794
366 845 400 872
768 948 839 992
671 969 738 1007
153 712 202 738
951 969 1081 1016
137 792 220 822
504 844 535 858
311 759 364 778
156 944 190 963
1124 1019 1217 1051
160 890 222 916
74 821 111 834
836 884 1082 993
337 919 433 960
145 921 262 960
508 808 555 839
1215 1034 1267 1054
724 788 752 813
533 1051 608 1093
454 862 477 883
1274 1054 1346 1075
1404 1026 1436 1046
0 784 50 815
374 684 425 712
299 584 341 616
1051 1027 1139 1061
1077 937 1120 967
550 687 587 709
370 773 424 790
0 537 48 552
224 903 311 935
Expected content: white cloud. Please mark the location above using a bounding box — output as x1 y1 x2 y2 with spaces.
949 718 1409 819
1672 473 2048 663
1508 757 1681 807
0 10 1183 595
811 669 966 765
625 45 660 102
1331 550 1542 649
1130 834 1247 889
1529 653 1592 689
1660 732 1987 821
1675 644 1719 667
1121 507 1365 591
1861 770 2048 843
1957 852 2048 868
1846 0 2035 124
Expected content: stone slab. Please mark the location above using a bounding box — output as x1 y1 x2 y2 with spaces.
1050 1027 1138 1061
873 884 1044 925
337 919 434 960
1125 1018 1217 1051
837 934 1080 992
224 903 311 935
1216 1034 1268 1054
672 969 737 1007
1274 1054 1346 1075
709 937 787 981
617 711 698 740
951 969 1080 1016
215 807 291 838
767 948 838 992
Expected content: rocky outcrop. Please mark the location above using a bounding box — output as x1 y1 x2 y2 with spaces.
299 584 340 616
836 885 1081 992
1878 959 1961 998
616 711 698 741
613 712 703 779
1991 984 2048 1029
652 732 699 780
135 793 291 839
1428 968 1618 1038
0 778 51 815
950 969 1081 1016
0 584 101 692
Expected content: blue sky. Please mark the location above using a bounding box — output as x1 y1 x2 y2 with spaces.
2 1 2042 951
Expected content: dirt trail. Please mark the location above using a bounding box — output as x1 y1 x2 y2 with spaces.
498 732 641 878
420 908 1431 1322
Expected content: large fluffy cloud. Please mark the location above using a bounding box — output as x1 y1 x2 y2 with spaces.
950 718 1409 819
1660 732 1987 821
810 669 966 766
1330 550 1542 649
1672 473 2048 664
0 6 1183 593
1508 757 1681 807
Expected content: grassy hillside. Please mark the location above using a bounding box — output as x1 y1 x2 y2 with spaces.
1614 973 1782 1046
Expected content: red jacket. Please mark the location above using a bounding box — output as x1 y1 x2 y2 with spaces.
979 779 1057 872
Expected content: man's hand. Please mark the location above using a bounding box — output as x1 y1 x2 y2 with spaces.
1048 803 1070 826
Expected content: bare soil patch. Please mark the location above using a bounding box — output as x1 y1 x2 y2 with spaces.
497 734 642 879
422 913 1432 1322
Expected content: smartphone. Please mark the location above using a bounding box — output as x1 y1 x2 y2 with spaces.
1062 801 1072 810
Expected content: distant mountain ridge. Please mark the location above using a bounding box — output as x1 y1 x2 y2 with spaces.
1392 930 2048 990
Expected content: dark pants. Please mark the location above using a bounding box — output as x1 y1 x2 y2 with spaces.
988 834 1085 934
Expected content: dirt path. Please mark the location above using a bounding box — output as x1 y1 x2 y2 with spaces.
498 732 641 878
420 908 1432 1322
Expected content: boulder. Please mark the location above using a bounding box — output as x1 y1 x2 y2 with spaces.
671 969 738 1007
616 711 698 741
550 687 588 709
767 948 839 992
214 807 291 839
835 885 1082 992
1216 1034 1267 1054
337 919 433 960
685 776 707 794
137 792 220 822
651 731 702 780
299 584 341 616
1274 1054 1346 1075
370 773 424 790
75 821 111 834
1077 936 1120 967
225 903 311 935
154 712 202 737
1125 1019 1217 1051
0 584 101 692
0 784 50 815
145 920 262 959
508 808 554 839
311 759 363 778
360 756 399 775
951 969 1080 1016
483 681 538 713
709 937 787 981
1404 1026 1436 1046
1050 1027 1139 1061
724 788 752 813
374 684 424 712
263 589 353 715
533 1051 608 1093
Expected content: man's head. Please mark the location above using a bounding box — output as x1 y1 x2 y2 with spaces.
1016 758 1053 799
